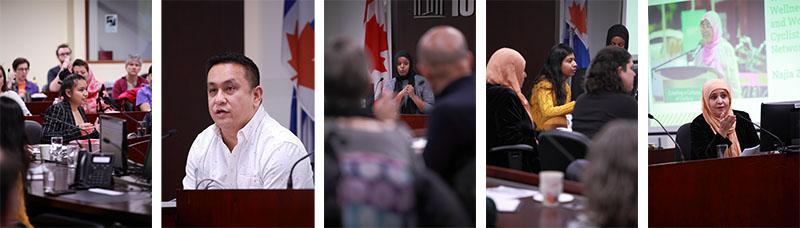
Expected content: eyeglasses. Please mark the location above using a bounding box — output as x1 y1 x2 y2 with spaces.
58 52 71 56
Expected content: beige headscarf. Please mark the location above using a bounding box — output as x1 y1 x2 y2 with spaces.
701 79 740 157
487 48 532 122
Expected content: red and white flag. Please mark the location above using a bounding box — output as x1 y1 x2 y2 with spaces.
363 0 391 99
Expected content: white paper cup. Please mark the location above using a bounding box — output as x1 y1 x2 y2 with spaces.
39 144 52 161
539 171 564 207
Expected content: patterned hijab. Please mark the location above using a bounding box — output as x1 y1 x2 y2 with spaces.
701 79 740 157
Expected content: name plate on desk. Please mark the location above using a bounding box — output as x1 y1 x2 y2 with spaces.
176 189 313 227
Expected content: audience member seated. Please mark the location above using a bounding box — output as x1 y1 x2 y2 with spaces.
323 37 469 227
606 24 629 50
0 97 33 228
0 65 31 116
572 47 637 139
581 120 637 227
46 43 73 92
41 74 100 143
529 44 577 131
690 79 759 160
112 55 146 100
381 50 435 114
136 66 153 111
10 58 39 98
53 59 110 114
418 26 476 222
485 48 539 172
0 148 24 228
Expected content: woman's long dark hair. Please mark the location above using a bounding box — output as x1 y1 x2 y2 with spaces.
60 74 86 98
536 44 574 105
0 97 31 175
0 65 8 92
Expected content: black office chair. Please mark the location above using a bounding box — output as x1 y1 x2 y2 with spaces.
675 123 692 161
24 120 42 144
538 130 590 173
488 144 533 172
565 159 588 182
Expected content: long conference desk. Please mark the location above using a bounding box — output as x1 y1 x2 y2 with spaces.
487 166 586 227
26 163 151 226
649 153 800 226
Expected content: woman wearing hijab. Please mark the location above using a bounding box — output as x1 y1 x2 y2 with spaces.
324 38 469 227
693 11 741 98
382 50 435 114
486 48 539 172
529 44 577 131
690 79 758 160
606 24 629 50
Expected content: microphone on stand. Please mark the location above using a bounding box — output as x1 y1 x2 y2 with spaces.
734 113 792 153
48 115 96 153
287 152 314 189
649 113 684 161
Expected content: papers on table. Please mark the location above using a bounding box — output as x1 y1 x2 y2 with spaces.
487 185 539 212
741 145 761 156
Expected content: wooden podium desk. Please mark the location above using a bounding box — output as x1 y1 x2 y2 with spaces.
649 153 800 226
167 189 313 227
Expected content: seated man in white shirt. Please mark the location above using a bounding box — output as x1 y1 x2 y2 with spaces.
183 53 314 189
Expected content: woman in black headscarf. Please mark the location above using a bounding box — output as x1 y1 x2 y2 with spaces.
606 24 629 50
382 50 435 114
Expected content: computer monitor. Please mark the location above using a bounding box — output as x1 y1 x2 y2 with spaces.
760 101 800 152
100 115 127 174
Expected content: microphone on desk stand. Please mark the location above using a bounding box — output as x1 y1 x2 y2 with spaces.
287 152 314 189
733 113 796 153
48 116 96 153
649 114 684 161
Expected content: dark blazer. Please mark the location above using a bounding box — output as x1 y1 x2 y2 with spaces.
572 91 637 139
690 110 759 160
486 83 538 172
41 101 99 143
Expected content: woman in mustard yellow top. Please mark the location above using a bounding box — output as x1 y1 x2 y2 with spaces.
529 44 578 131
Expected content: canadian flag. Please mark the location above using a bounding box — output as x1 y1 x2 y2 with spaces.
282 0 314 155
364 0 391 99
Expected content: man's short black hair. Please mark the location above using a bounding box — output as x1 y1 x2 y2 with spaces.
12 58 29 71
205 52 260 88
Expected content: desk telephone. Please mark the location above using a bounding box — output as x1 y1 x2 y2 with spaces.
73 150 114 189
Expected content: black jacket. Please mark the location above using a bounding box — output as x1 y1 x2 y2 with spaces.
41 101 99 143
690 110 760 160
486 83 538 172
572 91 637 139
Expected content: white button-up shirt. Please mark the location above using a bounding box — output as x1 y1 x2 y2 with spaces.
182 107 314 189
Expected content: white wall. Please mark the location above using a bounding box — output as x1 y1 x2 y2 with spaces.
587 0 624 60
0 0 150 90
244 0 294 128
324 1 365 47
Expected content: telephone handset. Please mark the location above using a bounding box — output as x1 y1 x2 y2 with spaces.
73 150 114 189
